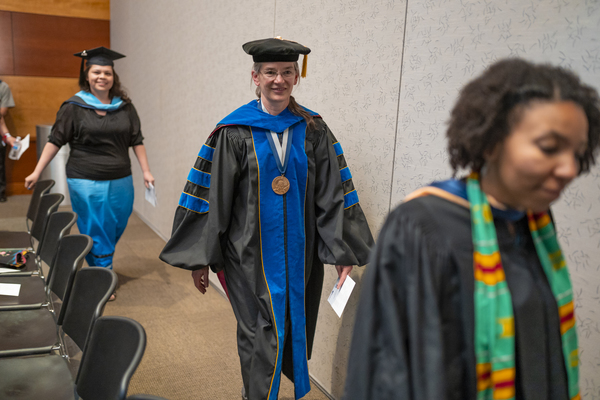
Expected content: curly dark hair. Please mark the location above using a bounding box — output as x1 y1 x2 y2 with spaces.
447 58 600 174
79 63 131 103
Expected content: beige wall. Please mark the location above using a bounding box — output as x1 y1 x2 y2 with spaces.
112 0 600 398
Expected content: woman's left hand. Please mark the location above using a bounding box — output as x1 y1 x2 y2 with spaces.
335 265 353 289
143 171 155 189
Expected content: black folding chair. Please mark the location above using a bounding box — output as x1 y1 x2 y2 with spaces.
77 316 147 400
0 267 117 357
0 234 91 311
0 180 54 246
25 179 56 233
0 192 63 251
0 316 147 400
35 211 77 278
0 211 77 277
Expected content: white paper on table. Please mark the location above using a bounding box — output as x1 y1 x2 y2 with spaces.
327 275 356 318
145 182 158 207
8 134 30 160
0 282 21 296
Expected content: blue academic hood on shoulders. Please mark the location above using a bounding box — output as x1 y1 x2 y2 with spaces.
217 100 319 133
65 91 124 112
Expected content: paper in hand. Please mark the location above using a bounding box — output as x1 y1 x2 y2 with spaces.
8 134 30 160
327 275 356 317
145 182 158 207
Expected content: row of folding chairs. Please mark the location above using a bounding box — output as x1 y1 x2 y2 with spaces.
0 181 166 400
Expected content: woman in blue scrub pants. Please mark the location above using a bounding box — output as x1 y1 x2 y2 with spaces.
25 47 154 300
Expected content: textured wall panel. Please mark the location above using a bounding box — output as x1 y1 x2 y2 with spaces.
112 0 275 245
0 11 14 74
391 0 600 202
0 0 110 20
12 12 110 77
111 1 276 397
274 0 407 396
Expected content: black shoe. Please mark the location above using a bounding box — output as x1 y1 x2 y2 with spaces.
0 196 6 202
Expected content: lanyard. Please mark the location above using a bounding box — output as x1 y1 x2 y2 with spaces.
266 127 293 175
260 100 293 175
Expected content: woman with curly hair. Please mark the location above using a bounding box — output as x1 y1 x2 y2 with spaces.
25 47 154 299
345 58 599 400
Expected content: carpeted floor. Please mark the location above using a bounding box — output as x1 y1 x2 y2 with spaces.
0 194 330 400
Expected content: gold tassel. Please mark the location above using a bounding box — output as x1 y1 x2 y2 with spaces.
301 54 308 78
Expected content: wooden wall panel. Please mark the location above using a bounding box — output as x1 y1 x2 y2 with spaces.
0 11 14 74
0 0 109 21
12 12 110 78
0 2 111 196
1 75 79 196
0 76 79 140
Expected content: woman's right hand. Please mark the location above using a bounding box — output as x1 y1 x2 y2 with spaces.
24 171 41 190
192 267 210 294
24 143 60 190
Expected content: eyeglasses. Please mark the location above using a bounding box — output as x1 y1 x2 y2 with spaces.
260 70 296 80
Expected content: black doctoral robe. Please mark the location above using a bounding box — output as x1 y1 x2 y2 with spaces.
344 190 569 400
160 101 373 400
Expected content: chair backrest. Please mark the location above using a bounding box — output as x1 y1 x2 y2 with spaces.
76 316 146 400
25 179 55 232
29 192 64 250
39 211 77 281
60 267 117 345
47 234 92 314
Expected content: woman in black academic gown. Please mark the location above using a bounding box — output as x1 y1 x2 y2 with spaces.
161 38 373 400
25 47 154 300
344 59 600 400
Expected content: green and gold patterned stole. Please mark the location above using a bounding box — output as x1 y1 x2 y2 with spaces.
467 172 579 400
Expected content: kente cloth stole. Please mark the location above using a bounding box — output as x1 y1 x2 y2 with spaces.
467 173 579 400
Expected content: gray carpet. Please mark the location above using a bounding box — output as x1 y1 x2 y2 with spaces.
0 194 330 400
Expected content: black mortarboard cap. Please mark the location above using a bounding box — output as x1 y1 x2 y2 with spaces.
243 37 311 77
74 46 126 66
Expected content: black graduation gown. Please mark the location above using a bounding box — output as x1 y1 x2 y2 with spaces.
48 96 144 180
344 194 569 400
160 114 374 400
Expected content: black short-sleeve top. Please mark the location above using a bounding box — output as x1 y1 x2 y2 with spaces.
48 101 144 180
